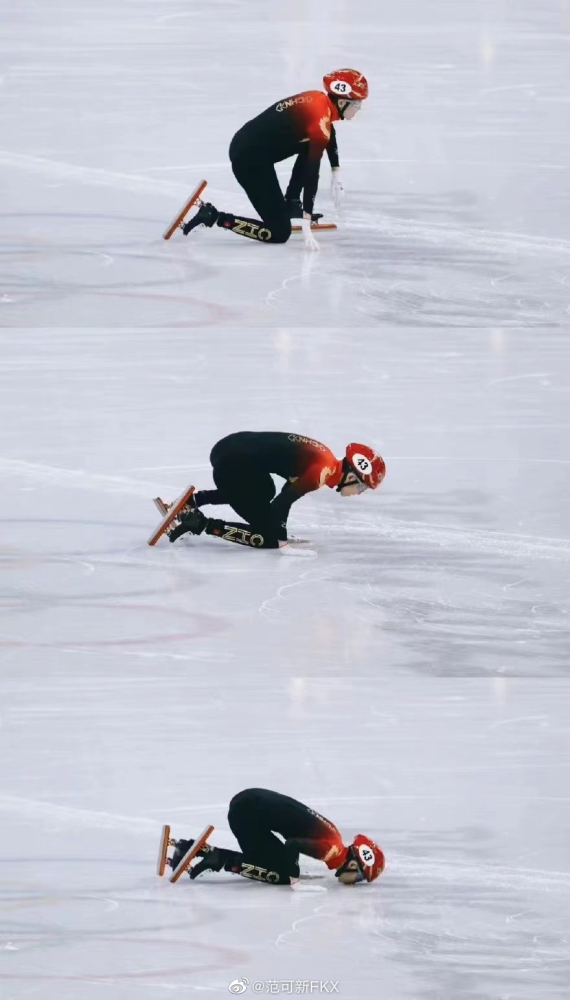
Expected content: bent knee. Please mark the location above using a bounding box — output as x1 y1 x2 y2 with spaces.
228 788 255 817
263 217 291 244
228 787 270 820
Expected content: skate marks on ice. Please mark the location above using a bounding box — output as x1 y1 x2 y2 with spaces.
0 226 239 328
258 566 324 623
339 514 570 563
278 505 570 674
349 189 570 260
390 852 570 894
339 189 570 329
0 149 192 199
0 456 173 500
0 504 234 661
0 794 160 836
275 840 570 998
378 822 570 999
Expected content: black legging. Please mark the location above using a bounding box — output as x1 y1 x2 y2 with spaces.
194 446 283 546
223 155 292 244
213 456 274 519
228 789 306 881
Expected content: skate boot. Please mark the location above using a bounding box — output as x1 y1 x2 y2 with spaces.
188 845 238 880
168 507 209 543
162 494 199 540
169 836 210 871
169 838 193 871
176 493 198 520
285 198 322 224
182 202 220 235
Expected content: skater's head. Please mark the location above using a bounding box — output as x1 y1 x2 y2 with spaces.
337 443 385 496
323 68 368 120
336 834 385 885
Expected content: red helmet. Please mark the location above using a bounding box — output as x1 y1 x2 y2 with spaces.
335 834 385 884
345 443 385 490
323 69 369 101
352 835 385 882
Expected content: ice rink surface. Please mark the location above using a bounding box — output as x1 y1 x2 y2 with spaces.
1 0 570 997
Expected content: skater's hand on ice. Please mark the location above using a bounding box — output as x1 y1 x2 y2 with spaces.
300 214 320 252
331 168 344 209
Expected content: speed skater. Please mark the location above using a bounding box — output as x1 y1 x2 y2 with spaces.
167 430 386 549
182 69 369 250
165 787 385 886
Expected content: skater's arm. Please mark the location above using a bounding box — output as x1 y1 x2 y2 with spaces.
326 123 339 169
300 101 332 215
286 837 348 870
269 462 329 525
301 136 327 216
285 148 309 203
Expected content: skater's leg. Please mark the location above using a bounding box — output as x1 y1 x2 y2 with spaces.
231 159 291 243
205 460 282 545
195 457 275 518
227 789 300 880
194 436 275 509
177 790 296 883
183 161 290 244
169 465 282 548
210 159 291 244
213 460 276 518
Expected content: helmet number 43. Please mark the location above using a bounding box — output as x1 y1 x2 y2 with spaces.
353 453 373 475
330 80 349 95
358 844 375 867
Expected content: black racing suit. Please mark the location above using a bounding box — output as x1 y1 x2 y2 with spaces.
221 788 348 885
285 123 339 208
194 431 339 549
214 90 340 244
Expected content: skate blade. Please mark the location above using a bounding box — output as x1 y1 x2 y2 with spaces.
147 485 195 546
153 497 169 517
157 824 171 876
291 222 337 232
169 825 215 883
162 180 207 240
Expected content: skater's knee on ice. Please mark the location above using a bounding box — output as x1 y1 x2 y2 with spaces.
268 217 292 244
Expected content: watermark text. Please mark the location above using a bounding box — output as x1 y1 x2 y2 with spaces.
228 980 340 995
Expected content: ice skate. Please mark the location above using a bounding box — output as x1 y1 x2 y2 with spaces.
147 485 196 546
286 197 325 226
291 219 336 233
153 493 197 523
182 202 220 235
168 507 208 543
162 180 208 239
170 837 204 871
157 824 215 882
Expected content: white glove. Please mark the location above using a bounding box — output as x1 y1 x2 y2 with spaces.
300 215 320 252
331 167 344 209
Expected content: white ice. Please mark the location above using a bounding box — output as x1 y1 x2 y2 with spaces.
1 0 570 997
